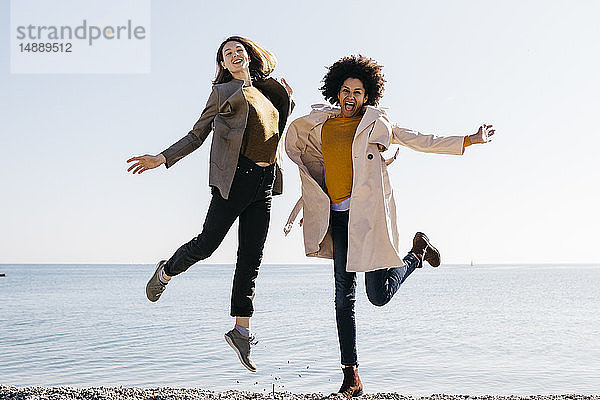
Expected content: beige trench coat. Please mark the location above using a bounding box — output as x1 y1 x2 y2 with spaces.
285 104 466 272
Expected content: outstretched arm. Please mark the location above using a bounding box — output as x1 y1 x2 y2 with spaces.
392 126 466 155
160 86 220 168
391 123 496 155
126 86 220 175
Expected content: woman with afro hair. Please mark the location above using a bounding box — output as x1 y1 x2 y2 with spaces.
285 55 495 396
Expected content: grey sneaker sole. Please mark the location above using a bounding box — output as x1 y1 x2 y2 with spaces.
224 333 257 372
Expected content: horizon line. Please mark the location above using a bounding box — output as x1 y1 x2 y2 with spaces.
1 262 599 266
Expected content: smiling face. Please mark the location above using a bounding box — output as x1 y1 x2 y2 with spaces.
337 77 368 118
220 41 250 75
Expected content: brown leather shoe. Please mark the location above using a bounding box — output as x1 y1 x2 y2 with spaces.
411 232 441 267
333 365 363 398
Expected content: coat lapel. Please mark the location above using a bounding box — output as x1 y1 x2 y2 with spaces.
354 106 385 141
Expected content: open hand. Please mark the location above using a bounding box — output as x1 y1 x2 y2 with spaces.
470 124 496 144
126 154 166 174
279 77 293 97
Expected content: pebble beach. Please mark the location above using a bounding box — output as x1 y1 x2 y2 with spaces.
0 387 598 400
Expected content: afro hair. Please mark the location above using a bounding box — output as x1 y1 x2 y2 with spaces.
320 55 385 106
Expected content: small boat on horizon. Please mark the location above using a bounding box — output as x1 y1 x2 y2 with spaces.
0 273 5 277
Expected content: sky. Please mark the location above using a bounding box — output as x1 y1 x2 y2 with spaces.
1 0 599 265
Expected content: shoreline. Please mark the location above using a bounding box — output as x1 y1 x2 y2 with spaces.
1 387 598 400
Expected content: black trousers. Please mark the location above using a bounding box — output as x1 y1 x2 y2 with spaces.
164 155 275 317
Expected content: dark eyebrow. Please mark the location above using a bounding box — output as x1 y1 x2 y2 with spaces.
341 85 363 92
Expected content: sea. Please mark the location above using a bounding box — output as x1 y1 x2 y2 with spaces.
1 263 599 395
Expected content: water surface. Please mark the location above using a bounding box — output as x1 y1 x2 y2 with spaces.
1 263 598 395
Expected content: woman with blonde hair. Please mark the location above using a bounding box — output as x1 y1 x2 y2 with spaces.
127 36 293 372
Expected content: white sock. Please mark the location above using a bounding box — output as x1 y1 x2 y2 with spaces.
158 267 170 284
235 324 250 338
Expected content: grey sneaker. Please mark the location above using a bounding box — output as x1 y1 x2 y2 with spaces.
146 260 168 302
224 328 258 372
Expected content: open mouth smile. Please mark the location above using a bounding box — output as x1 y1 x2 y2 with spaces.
344 100 356 112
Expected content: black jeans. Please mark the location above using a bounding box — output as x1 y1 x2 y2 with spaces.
164 155 275 317
330 209 420 366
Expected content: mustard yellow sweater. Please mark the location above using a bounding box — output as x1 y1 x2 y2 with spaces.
321 116 361 204
240 86 280 165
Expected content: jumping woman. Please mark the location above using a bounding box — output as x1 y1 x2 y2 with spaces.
126 36 293 372
285 55 495 396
